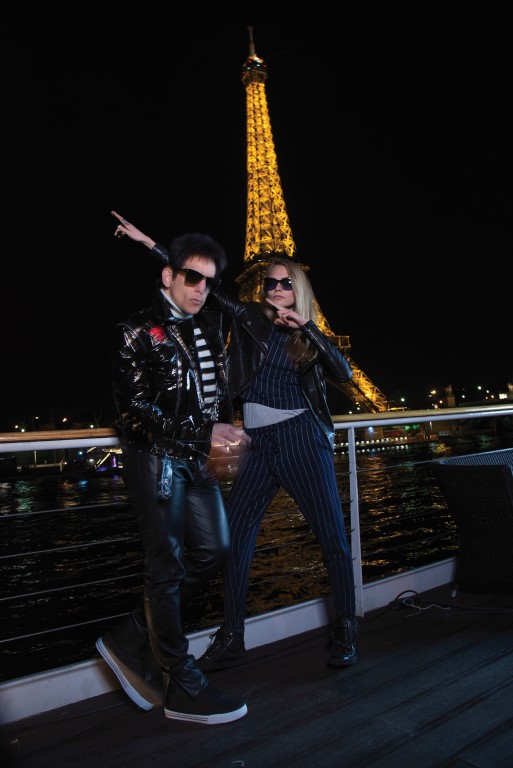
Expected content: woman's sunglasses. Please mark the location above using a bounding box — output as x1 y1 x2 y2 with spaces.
176 268 220 289
263 277 293 291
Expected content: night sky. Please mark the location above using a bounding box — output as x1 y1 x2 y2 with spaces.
3 10 511 429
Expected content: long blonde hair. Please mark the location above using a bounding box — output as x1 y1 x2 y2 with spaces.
260 258 320 367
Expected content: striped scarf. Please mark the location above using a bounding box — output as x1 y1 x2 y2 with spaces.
193 324 218 416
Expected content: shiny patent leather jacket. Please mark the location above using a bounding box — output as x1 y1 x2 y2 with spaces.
209 289 353 450
112 282 233 462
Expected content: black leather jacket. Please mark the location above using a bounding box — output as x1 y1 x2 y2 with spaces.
209 290 353 450
112 282 233 461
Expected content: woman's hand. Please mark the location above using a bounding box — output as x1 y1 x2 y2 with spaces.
111 211 156 249
266 298 307 328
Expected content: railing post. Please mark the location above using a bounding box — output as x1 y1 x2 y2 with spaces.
347 426 364 617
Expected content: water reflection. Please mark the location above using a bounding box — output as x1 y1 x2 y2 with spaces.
1 432 511 680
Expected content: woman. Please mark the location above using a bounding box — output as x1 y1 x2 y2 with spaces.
111 210 358 670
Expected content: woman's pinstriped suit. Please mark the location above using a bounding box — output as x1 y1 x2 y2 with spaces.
209 288 356 631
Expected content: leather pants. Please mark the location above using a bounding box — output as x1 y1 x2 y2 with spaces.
111 445 230 694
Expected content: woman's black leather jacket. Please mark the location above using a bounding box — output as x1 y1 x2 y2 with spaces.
209 289 353 450
112 282 233 461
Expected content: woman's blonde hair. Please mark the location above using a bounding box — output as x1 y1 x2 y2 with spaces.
259 258 320 366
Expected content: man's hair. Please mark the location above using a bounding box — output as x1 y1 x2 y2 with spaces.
167 233 228 276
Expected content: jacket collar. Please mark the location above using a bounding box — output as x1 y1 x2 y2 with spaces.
160 288 193 321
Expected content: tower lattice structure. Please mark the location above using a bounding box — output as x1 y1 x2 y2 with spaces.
238 28 389 413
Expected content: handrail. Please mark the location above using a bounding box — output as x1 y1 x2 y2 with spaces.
332 403 513 426
0 428 118 452
1 403 511 452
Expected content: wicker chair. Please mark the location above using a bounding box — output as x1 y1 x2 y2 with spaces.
431 448 513 594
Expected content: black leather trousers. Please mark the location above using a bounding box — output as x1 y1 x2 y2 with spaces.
111 445 230 694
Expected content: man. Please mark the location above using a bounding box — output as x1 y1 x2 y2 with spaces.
96 212 250 725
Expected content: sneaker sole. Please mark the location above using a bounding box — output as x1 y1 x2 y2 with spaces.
96 637 160 711
164 703 248 725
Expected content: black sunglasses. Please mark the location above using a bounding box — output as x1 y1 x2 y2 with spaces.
263 276 293 291
176 268 220 289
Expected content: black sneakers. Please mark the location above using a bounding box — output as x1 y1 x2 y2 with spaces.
164 682 247 725
97 632 248 723
198 626 247 671
327 617 358 668
96 634 162 711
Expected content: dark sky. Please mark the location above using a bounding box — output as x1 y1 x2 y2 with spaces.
3 10 511 428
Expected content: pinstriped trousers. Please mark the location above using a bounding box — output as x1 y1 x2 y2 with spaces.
222 410 355 632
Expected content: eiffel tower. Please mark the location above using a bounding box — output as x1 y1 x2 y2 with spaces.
237 27 389 414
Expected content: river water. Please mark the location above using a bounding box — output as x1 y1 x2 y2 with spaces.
1 430 511 681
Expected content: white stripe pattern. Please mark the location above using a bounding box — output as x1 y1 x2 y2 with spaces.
194 326 217 410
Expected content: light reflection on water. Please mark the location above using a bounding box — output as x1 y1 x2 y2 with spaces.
1 433 508 577
1 431 510 679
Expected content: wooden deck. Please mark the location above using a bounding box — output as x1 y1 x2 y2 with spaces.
2 583 513 768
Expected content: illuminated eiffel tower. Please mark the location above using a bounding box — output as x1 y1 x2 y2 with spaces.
237 27 389 413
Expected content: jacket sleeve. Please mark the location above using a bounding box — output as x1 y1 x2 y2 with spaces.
208 287 247 320
301 321 353 382
151 243 170 265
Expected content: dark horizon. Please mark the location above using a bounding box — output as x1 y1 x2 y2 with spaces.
3 13 511 429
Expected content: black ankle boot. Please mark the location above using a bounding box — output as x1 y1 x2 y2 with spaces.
328 617 358 668
198 625 247 671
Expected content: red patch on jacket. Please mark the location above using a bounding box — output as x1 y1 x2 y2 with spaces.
149 326 166 344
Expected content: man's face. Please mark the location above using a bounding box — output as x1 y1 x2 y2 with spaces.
163 255 217 315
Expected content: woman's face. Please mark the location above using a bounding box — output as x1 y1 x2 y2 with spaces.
264 264 295 310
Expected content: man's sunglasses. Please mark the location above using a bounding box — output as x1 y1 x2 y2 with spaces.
176 268 220 289
263 276 293 291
